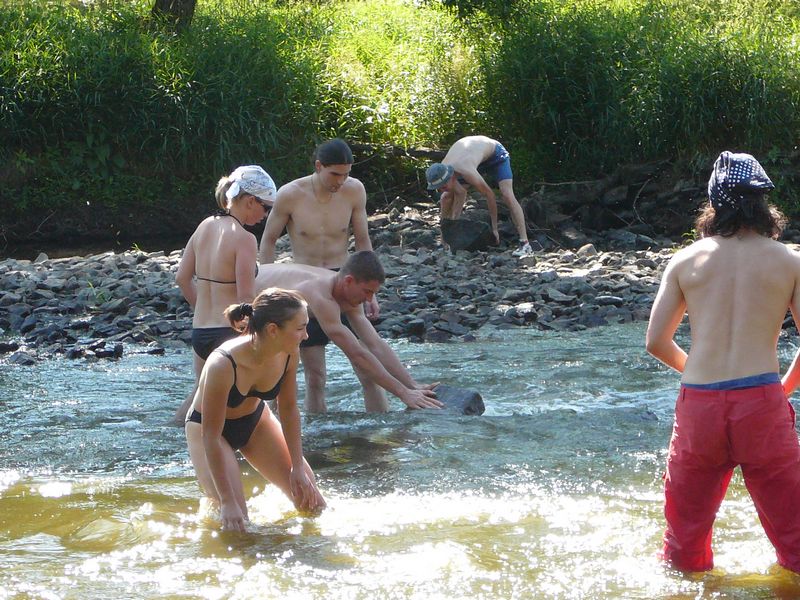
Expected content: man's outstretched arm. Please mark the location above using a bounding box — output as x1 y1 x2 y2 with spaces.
323 308 441 409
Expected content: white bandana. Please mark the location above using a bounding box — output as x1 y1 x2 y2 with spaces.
225 165 277 205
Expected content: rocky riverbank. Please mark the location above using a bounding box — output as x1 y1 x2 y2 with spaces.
0 205 686 366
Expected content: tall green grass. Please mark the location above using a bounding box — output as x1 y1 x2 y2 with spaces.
482 0 800 182
314 0 486 146
1 0 325 218
0 0 481 224
1 0 800 238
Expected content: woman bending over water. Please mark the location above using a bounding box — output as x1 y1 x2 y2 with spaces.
174 165 276 423
185 288 326 531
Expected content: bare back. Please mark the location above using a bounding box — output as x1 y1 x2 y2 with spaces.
186 216 257 327
442 135 498 172
675 233 800 382
255 263 339 320
263 175 368 268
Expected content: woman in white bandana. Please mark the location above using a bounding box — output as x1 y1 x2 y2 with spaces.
174 165 277 424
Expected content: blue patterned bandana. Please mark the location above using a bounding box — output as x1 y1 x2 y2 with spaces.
708 151 774 210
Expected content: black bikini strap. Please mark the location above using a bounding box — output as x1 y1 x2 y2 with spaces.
213 209 244 228
227 212 244 228
213 348 237 385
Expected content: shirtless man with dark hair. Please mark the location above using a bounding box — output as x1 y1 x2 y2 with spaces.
426 135 532 256
259 139 383 412
646 151 800 574
255 251 441 412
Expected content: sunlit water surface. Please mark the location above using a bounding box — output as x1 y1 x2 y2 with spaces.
3 323 800 599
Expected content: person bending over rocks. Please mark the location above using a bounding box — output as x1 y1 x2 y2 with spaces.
426 135 532 257
255 250 442 413
185 288 325 531
174 165 276 425
258 138 384 412
646 151 800 574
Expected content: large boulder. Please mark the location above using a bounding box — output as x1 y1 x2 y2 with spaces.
441 218 493 252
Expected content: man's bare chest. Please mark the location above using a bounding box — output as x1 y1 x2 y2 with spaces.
288 198 353 236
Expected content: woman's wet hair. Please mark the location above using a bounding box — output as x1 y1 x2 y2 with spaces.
314 138 353 167
224 288 307 336
695 192 786 239
339 250 385 283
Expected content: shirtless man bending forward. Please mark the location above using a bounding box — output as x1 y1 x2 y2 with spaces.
426 135 532 257
255 251 441 412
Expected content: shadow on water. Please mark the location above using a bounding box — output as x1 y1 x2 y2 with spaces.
301 406 665 498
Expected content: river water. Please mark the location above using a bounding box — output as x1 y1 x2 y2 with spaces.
2 323 800 599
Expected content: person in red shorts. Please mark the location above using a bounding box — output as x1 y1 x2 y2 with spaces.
646 150 800 574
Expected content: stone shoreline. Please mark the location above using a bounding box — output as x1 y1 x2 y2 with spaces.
0 224 676 365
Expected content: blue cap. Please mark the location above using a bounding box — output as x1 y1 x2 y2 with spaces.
708 151 774 210
426 163 455 190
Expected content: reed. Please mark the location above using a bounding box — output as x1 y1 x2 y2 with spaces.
482 0 800 185
1 0 799 225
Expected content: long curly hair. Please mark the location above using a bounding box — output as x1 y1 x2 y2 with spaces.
695 192 786 239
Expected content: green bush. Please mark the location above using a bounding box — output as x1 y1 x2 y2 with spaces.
483 0 800 183
0 0 483 227
0 0 321 217
301 0 486 147
2 0 800 242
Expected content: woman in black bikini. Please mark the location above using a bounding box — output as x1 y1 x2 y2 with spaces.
185 288 326 531
175 165 276 424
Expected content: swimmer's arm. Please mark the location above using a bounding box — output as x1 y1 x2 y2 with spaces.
782 271 800 395
276 354 305 467
350 189 380 318
346 311 442 408
258 188 292 264
460 170 498 238
325 317 407 397
350 180 372 252
348 311 418 388
645 258 688 372
234 236 257 303
276 355 325 511
782 344 800 396
199 361 246 525
176 237 197 308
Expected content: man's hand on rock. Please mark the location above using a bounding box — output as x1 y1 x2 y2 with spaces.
401 385 443 410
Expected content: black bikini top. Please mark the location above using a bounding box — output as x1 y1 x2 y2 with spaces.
196 265 259 285
214 348 290 408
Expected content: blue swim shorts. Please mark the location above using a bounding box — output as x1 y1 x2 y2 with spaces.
477 143 513 183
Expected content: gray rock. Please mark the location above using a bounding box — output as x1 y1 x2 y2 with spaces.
432 384 485 415
440 218 492 252
594 295 625 307
8 350 36 365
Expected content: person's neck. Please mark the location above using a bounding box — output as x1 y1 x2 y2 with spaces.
248 334 282 362
733 227 759 240
311 173 333 204
330 274 346 306
227 207 247 227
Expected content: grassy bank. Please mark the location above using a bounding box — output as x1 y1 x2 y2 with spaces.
483 0 800 186
1 0 799 245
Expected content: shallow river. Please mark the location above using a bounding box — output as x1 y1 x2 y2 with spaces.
2 323 800 599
